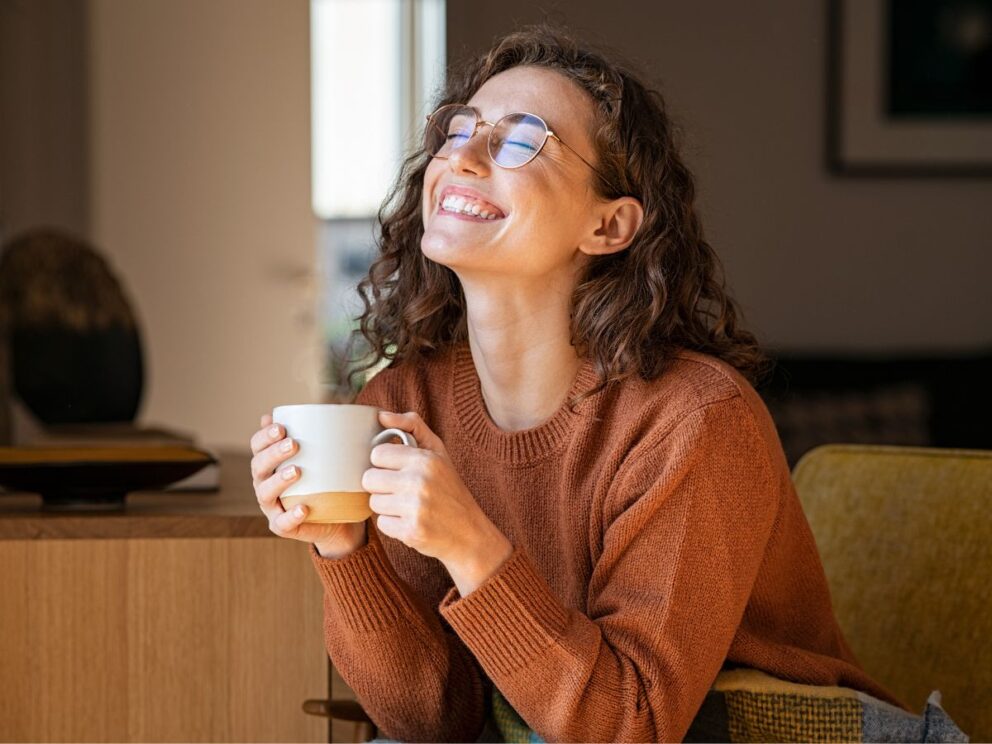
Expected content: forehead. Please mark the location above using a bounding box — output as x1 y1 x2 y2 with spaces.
466 66 597 145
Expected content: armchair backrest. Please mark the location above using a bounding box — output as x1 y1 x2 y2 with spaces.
792 444 992 740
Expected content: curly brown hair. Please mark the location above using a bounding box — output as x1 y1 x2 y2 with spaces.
343 23 772 406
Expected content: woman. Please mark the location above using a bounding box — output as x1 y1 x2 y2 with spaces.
249 24 904 743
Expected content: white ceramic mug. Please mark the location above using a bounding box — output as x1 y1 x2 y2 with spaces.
272 404 418 524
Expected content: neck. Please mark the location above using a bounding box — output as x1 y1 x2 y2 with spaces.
460 277 584 432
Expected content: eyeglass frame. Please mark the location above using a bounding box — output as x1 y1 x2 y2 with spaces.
424 103 618 194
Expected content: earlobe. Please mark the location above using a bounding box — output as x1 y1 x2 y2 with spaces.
580 197 645 257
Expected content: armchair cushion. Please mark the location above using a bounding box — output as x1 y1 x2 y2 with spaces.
490 668 970 743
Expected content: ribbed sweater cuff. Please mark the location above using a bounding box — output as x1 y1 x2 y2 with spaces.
438 545 569 677
308 526 420 633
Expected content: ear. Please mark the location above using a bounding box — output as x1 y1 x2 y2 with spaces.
577 196 645 257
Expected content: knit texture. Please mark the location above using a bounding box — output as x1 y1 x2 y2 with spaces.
308 341 906 742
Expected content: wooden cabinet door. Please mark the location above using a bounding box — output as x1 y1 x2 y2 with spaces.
0 537 329 742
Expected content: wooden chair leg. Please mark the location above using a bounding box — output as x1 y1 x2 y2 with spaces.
356 720 376 741
303 698 378 742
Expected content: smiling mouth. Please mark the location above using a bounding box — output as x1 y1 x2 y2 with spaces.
438 194 506 220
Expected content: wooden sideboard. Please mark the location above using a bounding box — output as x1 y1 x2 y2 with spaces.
0 452 333 743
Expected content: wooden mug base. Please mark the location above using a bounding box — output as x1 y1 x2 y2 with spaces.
279 491 372 523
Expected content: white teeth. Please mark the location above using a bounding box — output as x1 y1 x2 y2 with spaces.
441 194 503 219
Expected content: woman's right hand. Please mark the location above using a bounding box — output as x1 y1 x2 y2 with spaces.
249 412 367 558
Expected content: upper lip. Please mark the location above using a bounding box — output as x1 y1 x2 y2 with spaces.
437 185 507 217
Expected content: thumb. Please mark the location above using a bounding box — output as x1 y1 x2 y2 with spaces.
378 410 447 456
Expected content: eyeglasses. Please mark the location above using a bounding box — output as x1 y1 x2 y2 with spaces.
424 103 616 192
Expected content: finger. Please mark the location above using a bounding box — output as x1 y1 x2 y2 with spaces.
271 502 309 535
369 442 420 470
260 413 272 428
250 436 298 482
249 420 284 456
378 410 445 453
256 464 301 513
375 513 404 540
361 465 403 494
368 492 406 517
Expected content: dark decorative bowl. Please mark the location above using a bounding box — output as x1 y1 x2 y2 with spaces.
0 446 216 511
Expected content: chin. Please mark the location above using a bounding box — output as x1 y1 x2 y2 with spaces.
420 230 498 272
420 232 469 266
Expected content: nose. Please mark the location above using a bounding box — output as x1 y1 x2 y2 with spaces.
446 126 492 177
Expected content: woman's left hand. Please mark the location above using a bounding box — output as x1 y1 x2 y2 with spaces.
362 411 512 577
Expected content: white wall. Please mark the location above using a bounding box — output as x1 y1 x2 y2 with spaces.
0 0 88 240
447 0 992 352
88 0 320 450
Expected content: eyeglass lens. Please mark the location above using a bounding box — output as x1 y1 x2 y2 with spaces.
426 105 548 168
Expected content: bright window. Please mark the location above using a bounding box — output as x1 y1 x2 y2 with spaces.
310 0 446 395
311 0 445 219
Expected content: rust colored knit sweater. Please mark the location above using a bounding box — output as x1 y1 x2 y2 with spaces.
308 341 903 742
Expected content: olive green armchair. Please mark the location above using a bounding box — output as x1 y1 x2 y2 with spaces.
793 443 991 741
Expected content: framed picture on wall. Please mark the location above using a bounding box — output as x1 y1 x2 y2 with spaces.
827 0 992 176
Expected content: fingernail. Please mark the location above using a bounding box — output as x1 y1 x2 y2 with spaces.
281 466 297 480
269 425 280 439
280 438 293 453
294 505 305 517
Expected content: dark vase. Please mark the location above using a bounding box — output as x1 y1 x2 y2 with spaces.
11 324 143 425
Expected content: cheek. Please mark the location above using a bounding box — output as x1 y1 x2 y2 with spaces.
527 190 596 255
422 162 445 212
515 184 583 238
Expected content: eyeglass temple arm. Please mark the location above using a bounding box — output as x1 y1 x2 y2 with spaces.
547 131 616 192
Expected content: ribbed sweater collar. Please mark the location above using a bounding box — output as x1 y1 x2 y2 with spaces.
449 341 602 465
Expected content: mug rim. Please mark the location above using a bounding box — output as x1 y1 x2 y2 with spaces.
272 403 378 413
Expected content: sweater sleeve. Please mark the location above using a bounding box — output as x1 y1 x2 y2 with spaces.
308 528 491 742
437 393 782 743
307 368 491 742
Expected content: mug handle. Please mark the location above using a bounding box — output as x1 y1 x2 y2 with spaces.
370 427 418 449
